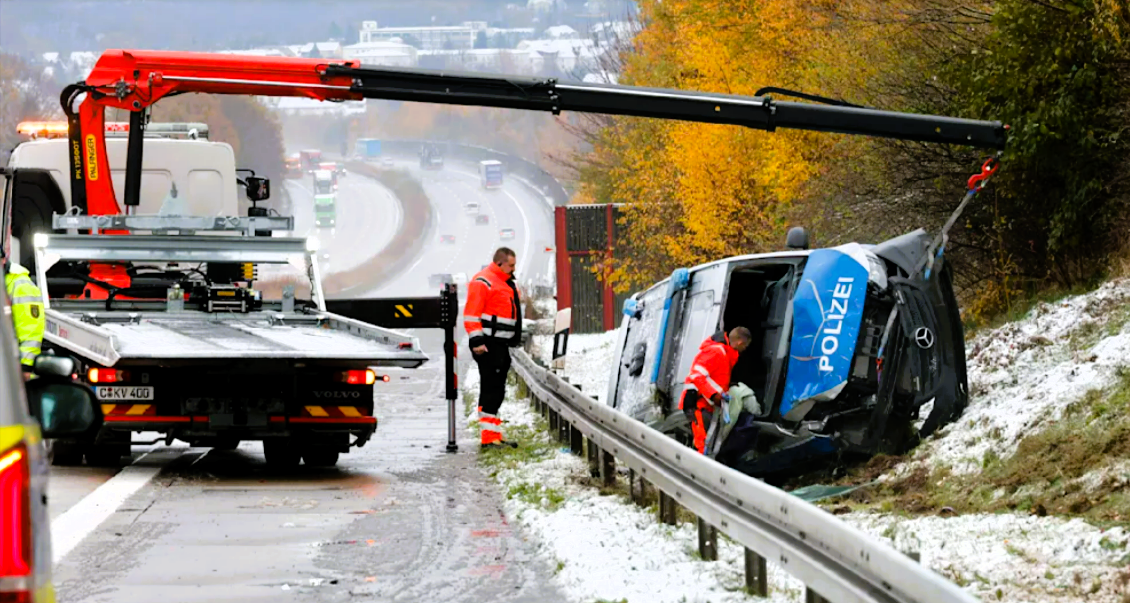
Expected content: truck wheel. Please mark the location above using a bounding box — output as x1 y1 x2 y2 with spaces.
302 448 339 467
86 444 129 467
263 439 301 467
51 441 85 466
213 438 240 451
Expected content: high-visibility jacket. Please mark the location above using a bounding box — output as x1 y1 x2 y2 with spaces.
679 331 740 409
463 262 522 349
6 264 45 366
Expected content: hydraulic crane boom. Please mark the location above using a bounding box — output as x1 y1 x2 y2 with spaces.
66 49 1007 215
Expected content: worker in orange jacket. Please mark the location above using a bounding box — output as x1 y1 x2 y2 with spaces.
679 327 752 454
464 247 523 449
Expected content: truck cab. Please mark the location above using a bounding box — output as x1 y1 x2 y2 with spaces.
5 121 243 271
606 229 969 479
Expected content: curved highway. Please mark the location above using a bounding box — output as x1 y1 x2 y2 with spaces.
362 158 556 299
283 170 402 274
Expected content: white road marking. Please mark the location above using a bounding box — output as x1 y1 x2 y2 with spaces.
51 449 182 563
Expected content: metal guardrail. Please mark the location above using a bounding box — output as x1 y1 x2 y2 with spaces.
510 348 978 603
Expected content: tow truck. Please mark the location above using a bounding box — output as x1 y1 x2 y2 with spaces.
7 49 1003 469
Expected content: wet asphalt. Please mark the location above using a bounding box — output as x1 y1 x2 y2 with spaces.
52 329 566 603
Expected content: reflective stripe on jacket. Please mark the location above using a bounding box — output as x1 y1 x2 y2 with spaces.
680 331 740 409
463 262 522 349
6 264 45 366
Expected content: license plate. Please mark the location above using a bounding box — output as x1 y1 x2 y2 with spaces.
95 386 155 401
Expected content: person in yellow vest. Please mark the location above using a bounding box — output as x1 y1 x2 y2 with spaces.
4 261 45 368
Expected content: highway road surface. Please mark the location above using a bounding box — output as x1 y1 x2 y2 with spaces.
283 170 403 274
361 159 557 299
44 153 565 603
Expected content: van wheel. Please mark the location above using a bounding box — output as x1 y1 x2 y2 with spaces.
302 447 339 467
263 439 301 467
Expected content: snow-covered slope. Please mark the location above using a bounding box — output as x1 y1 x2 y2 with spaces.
907 278 1130 475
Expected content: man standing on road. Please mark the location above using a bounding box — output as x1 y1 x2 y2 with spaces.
464 247 523 449
679 327 752 454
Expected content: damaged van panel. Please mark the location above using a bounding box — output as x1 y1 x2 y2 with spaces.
606 231 969 480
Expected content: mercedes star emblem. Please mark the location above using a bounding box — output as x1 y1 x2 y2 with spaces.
914 327 935 349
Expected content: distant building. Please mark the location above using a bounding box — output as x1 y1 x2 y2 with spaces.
358 20 489 51
485 27 538 48
291 41 344 58
543 25 579 39
342 41 419 67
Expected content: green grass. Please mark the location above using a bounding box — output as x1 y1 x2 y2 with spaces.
840 368 1130 527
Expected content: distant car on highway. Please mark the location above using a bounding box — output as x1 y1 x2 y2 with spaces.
428 273 454 288
380 157 394 167
499 228 515 240
475 215 490 225
440 234 456 244
452 273 468 287
465 201 480 214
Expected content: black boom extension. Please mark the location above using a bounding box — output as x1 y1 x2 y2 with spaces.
326 65 1007 149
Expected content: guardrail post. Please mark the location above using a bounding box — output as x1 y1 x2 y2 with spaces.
745 549 768 597
587 439 601 478
805 588 830 603
559 417 570 443
569 424 583 454
697 518 717 561
600 450 615 487
658 491 677 525
549 408 559 433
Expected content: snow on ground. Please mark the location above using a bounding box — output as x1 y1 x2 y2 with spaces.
843 514 1130 603
531 329 619 401
906 278 1130 475
501 281 1130 602
467 373 807 603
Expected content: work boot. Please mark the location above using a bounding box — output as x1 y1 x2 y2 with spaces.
480 440 519 450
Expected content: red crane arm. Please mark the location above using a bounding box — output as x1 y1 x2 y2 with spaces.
83 49 363 108
67 50 364 215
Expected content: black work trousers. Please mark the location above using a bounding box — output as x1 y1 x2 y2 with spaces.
472 339 512 416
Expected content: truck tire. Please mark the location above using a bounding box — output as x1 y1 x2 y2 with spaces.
212 438 240 451
50 440 85 466
85 443 129 467
302 447 339 467
263 439 301 467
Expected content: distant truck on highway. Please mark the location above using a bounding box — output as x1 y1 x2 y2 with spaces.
479 160 503 189
285 154 303 178
419 143 444 170
312 169 337 228
354 138 381 160
299 149 322 173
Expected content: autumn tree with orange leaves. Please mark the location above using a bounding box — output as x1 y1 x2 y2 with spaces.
578 0 1130 317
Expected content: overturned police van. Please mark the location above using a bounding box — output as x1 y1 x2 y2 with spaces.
606 226 969 479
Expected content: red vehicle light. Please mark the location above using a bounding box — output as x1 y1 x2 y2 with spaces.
398 342 413 350
88 368 129 383
339 369 376 385
0 446 32 582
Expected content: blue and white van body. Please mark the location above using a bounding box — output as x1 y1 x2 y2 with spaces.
606 229 969 479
